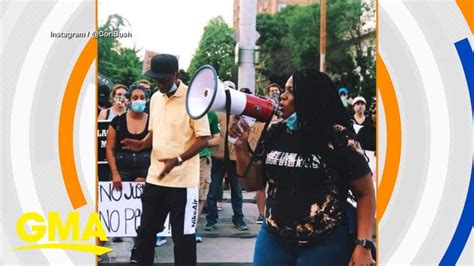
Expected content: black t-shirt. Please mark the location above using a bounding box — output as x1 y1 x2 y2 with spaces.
260 122 371 245
351 115 372 127
357 123 376 151
110 113 152 153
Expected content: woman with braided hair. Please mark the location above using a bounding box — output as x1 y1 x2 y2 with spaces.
230 69 375 266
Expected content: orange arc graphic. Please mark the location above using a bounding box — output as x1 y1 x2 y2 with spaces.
456 0 474 33
377 54 402 221
58 38 97 209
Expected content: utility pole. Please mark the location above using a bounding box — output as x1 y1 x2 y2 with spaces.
320 0 327 72
237 0 258 93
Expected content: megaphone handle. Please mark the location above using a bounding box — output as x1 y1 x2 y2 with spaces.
223 89 232 174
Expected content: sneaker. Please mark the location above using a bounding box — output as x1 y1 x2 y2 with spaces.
204 223 216 231
130 248 138 264
195 231 202 243
233 221 249 231
256 214 265 224
217 202 223 211
155 236 167 246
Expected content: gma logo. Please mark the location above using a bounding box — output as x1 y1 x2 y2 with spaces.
11 212 112 255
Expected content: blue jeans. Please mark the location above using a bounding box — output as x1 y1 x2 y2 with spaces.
253 224 354 266
206 158 244 225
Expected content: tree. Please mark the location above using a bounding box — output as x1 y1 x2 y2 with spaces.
326 0 375 100
188 17 237 83
178 69 191 84
256 1 375 101
98 14 143 86
256 11 293 87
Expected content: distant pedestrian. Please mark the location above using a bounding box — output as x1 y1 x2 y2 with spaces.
351 96 371 134
98 84 128 121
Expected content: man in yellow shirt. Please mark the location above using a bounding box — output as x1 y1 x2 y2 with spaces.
122 54 210 265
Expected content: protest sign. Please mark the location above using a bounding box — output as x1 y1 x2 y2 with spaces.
211 112 266 160
97 120 110 164
98 182 171 237
142 50 158 75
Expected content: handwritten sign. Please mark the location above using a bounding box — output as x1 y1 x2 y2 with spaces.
142 50 159 74
211 112 266 160
98 73 114 89
97 120 110 164
98 182 171 237
142 50 180 74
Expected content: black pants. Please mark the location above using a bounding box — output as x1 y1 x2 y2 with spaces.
136 183 196 266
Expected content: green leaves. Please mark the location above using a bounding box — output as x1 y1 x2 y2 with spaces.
98 14 143 86
188 17 237 83
256 1 375 100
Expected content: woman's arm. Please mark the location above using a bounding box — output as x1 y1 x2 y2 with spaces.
105 126 122 191
98 109 107 120
349 173 376 265
230 119 266 192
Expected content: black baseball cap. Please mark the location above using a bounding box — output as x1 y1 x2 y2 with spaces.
144 54 179 79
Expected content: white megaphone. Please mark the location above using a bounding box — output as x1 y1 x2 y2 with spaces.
186 65 277 122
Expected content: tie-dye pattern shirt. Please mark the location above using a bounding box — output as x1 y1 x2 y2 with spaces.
260 123 371 246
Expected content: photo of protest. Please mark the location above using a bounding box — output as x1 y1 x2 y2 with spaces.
96 0 376 265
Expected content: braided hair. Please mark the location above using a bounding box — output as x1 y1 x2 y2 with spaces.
292 69 352 155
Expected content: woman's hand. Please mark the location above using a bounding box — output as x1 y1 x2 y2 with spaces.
348 245 375 266
229 117 251 149
111 171 123 191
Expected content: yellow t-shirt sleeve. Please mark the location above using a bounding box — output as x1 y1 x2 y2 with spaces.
191 115 211 137
148 95 156 132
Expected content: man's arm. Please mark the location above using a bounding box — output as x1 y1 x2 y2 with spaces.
180 136 210 161
121 132 153 151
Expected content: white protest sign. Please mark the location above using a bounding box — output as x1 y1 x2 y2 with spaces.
98 182 171 237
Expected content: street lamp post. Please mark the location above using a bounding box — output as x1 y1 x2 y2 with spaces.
238 0 258 93
320 0 327 72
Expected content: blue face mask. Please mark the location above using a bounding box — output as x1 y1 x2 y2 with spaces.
131 100 146 113
285 112 298 131
340 96 348 107
168 83 178 94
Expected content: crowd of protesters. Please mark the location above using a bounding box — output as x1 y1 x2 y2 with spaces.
97 54 376 265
